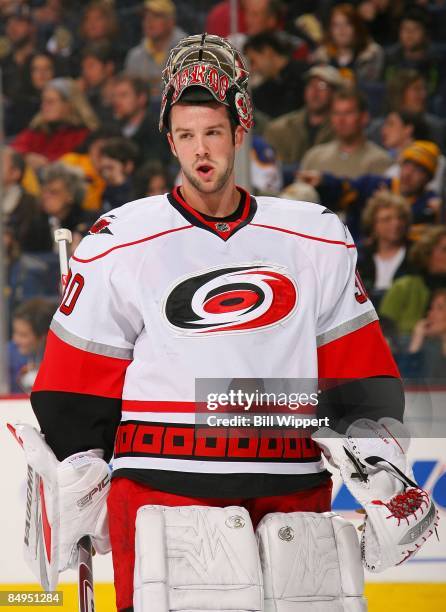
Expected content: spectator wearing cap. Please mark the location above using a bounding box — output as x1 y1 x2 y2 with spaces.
11 78 99 171
311 3 384 83
383 5 442 99
381 110 446 197
300 88 391 179
298 140 441 239
124 0 186 102
243 31 306 118
264 65 342 166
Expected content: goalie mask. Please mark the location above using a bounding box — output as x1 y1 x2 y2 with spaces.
159 33 253 132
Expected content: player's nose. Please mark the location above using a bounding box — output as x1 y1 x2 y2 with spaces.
194 135 210 157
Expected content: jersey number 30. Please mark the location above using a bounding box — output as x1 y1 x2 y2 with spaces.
60 271 85 316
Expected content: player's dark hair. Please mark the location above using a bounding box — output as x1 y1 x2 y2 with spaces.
13 298 55 339
100 137 139 165
243 31 293 58
332 88 368 113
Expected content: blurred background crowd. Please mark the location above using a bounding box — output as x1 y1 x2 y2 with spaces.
1 0 446 392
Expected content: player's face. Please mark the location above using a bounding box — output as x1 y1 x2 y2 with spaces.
168 103 244 196
304 78 333 114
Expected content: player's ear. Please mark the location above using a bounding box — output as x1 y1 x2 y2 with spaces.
234 126 245 151
167 132 178 158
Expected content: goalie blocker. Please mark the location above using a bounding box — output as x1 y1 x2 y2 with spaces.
8 423 111 591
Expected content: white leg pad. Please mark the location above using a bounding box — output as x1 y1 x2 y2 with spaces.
134 505 264 612
256 512 367 612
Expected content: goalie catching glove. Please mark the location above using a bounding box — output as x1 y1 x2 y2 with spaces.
313 418 439 572
8 423 111 591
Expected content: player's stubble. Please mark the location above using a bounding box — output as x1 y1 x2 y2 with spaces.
182 149 236 195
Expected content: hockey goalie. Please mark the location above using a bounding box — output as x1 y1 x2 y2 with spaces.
12 34 438 612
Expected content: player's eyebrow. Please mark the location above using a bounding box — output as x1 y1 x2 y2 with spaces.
174 123 226 133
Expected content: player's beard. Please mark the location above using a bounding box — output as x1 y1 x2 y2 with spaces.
183 151 235 195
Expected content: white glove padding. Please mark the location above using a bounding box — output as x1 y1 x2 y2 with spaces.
313 418 439 572
10 423 111 590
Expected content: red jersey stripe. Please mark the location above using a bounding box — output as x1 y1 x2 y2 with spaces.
317 320 399 379
72 224 193 263
250 223 356 248
33 330 131 398
123 400 198 412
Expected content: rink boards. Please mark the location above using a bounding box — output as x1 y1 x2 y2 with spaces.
1 395 445 611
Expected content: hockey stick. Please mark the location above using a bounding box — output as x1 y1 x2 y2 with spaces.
54 229 95 612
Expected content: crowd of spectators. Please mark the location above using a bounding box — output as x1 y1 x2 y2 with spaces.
2 0 446 391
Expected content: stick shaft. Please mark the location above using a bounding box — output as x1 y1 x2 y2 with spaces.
54 229 95 612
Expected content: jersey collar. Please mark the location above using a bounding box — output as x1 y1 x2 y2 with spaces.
167 186 257 241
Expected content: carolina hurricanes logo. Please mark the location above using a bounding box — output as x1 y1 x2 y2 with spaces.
88 214 116 235
164 265 297 334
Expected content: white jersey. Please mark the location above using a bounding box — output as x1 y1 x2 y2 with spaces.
32 188 400 497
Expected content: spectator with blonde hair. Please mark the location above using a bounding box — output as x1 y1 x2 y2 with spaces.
12 78 99 170
380 225 446 337
358 191 412 306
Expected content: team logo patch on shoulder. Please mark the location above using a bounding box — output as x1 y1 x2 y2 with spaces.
164 264 297 335
88 215 117 235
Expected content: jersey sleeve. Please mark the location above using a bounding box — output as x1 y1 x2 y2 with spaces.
315 217 404 429
31 245 144 461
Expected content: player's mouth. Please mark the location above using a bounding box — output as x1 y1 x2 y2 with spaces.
196 163 215 180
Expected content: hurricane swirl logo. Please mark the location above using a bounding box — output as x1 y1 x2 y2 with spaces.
164 265 297 334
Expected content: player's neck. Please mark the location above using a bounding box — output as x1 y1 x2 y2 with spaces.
181 178 241 218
